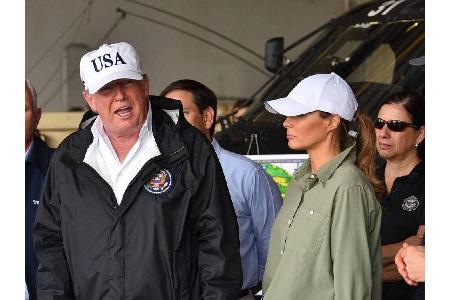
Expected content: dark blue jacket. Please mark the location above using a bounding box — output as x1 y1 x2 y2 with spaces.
26 135 54 300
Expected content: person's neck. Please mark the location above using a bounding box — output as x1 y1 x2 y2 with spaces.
308 138 341 173
385 151 421 178
106 131 140 163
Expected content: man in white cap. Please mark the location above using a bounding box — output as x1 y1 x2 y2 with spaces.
33 42 242 299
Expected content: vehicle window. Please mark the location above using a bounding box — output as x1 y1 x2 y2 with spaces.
303 24 381 77
347 44 395 84
252 20 424 123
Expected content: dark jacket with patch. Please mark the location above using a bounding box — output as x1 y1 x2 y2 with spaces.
33 96 243 300
26 135 54 300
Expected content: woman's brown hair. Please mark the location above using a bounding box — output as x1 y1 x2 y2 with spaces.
320 111 386 199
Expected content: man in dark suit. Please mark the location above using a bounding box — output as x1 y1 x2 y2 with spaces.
25 79 54 300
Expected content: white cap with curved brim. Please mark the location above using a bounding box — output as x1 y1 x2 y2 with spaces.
80 42 143 94
264 72 358 121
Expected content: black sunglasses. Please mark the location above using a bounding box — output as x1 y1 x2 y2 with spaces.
374 118 420 132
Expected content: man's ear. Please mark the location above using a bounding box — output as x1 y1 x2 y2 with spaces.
83 91 96 112
141 74 149 96
203 106 215 130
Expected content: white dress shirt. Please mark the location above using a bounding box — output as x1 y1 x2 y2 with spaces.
84 110 161 204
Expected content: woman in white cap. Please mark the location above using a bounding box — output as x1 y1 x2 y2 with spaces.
262 73 383 300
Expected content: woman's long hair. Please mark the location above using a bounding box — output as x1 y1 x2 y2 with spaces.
320 111 386 200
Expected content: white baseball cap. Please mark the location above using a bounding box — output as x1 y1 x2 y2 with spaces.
80 42 143 94
264 72 358 121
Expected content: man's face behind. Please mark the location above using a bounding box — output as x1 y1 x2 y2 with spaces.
25 85 41 149
84 78 149 137
164 89 210 138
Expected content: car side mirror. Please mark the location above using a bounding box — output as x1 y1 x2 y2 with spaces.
265 37 284 73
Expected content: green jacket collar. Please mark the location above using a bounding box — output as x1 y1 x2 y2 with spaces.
295 140 356 186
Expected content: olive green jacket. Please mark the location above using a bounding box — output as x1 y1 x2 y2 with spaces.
262 144 382 300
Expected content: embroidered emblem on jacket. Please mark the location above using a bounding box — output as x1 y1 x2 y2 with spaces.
32 199 39 205
402 195 420 211
144 169 173 194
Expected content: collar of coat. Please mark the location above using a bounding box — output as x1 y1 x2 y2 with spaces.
376 158 424 181
60 95 191 168
294 138 357 186
26 134 54 175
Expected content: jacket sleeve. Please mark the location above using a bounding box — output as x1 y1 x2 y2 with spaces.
249 168 282 281
192 149 243 300
33 156 75 300
331 184 382 300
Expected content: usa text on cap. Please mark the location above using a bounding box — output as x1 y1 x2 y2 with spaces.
80 42 143 94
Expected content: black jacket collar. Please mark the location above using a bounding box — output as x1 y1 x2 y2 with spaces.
61 96 190 167
27 135 54 175
376 158 425 181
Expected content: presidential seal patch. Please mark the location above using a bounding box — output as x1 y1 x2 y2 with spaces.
144 169 173 194
402 195 420 211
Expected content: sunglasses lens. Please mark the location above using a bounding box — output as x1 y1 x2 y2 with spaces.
374 119 385 129
374 119 414 131
387 121 407 132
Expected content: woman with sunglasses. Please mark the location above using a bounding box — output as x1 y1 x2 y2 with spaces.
374 92 425 300
262 73 383 300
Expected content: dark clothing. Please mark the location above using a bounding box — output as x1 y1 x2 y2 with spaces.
382 281 417 300
377 160 425 300
25 135 54 300
412 285 424 300
412 237 425 300
33 96 243 300
379 161 425 245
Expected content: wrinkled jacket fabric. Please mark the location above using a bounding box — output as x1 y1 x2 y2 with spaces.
26 135 54 300
33 96 243 300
